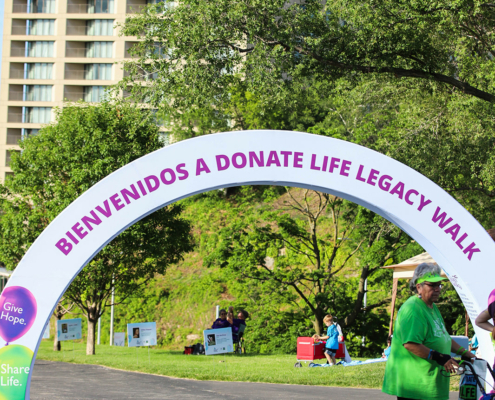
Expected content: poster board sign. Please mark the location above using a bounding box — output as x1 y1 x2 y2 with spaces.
57 318 82 341
127 322 156 347
114 332 125 347
203 327 233 355
42 323 50 339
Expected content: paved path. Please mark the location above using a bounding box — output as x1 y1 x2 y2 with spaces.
30 360 459 399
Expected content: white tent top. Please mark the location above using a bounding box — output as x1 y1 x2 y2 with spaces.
0 266 12 278
381 252 447 279
382 228 495 279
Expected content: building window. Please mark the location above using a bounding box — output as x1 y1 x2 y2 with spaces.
88 0 114 13
85 42 113 58
27 41 55 57
27 19 55 35
29 0 56 13
83 86 107 102
25 85 52 101
86 20 114 36
84 63 111 80
26 63 53 79
22 128 40 138
150 42 170 58
24 107 51 123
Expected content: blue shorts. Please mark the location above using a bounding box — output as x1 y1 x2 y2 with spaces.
325 348 337 356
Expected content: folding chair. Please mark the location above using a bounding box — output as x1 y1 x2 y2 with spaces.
233 324 246 354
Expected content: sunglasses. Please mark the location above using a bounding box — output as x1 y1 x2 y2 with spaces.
220 313 227 315
423 282 443 289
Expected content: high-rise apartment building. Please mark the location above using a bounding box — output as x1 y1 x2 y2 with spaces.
0 0 160 181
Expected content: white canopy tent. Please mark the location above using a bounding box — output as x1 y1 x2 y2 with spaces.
383 229 495 336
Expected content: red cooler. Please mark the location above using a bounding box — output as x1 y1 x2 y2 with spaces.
297 337 326 361
297 337 346 361
335 342 345 359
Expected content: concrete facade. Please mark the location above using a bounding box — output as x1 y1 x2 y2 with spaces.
0 0 152 181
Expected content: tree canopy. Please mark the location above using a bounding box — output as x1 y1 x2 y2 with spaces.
119 0 495 227
120 0 495 106
0 102 193 354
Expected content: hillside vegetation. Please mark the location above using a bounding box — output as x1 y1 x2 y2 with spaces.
79 186 470 358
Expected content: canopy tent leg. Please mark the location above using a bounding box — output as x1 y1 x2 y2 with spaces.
465 311 469 337
388 278 398 336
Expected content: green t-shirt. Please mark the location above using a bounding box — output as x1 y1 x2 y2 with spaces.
382 295 452 400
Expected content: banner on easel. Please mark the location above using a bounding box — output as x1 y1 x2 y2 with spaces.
127 322 156 347
57 318 82 341
203 328 233 355
114 332 125 347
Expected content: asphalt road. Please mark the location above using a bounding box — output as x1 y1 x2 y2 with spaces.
30 360 459 400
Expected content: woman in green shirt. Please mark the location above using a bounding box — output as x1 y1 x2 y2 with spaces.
382 263 475 400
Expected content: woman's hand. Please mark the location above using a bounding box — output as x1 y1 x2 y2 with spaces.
443 358 459 374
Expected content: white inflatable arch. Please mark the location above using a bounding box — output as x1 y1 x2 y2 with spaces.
0 130 494 399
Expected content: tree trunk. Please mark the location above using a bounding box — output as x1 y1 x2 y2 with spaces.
86 308 98 355
342 265 369 329
53 303 63 351
53 330 61 351
312 308 325 336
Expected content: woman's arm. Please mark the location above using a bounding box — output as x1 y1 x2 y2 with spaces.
475 309 494 333
404 342 459 373
404 342 430 358
227 306 234 324
319 335 329 340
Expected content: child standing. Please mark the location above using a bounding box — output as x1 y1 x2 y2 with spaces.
315 314 339 365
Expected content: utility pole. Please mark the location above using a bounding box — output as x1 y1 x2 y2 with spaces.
362 278 368 348
110 275 115 346
97 317 101 345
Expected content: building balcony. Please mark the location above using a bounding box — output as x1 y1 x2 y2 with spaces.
64 85 108 102
13 0 56 14
10 63 25 79
66 24 89 36
11 42 26 57
64 86 84 102
11 41 55 58
126 0 174 14
8 107 23 123
125 41 139 58
64 69 85 80
7 129 22 145
9 85 24 101
67 0 115 14
66 20 114 36
6 150 21 167
126 1 147 14
66 41 113 58
12 20 27 35
65 48 87 58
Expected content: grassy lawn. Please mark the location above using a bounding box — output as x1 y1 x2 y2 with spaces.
36 340 460 391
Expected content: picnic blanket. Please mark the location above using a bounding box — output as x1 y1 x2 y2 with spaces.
309 358 387 367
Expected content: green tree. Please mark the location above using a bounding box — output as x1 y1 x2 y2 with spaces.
119 0 495 107
0 102 193 355
205 189 421 335
119 1 495 226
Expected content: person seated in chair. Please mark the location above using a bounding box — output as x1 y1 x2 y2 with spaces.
227 306 248 341
211 309 231 329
